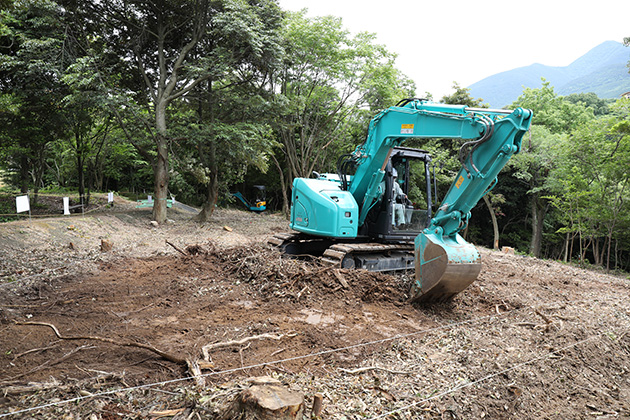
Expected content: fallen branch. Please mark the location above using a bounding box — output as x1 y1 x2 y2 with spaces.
2 379 63 395
165 240 187 256
535 308 553 325
2 345 94 383
289 265 336 285
12 343 58 361
338 366 410 375
202 332 297 361
15 321 216 387
186 359 205 387
333 269 349 289
149 408 186 419
16 321 187 365
534 308 558 332
270 348 286 357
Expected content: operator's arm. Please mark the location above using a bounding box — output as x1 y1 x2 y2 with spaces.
393 182 406 200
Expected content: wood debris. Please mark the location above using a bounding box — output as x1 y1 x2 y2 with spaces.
202 332 298 361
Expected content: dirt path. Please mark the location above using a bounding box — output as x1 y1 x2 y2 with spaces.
1 204 629 419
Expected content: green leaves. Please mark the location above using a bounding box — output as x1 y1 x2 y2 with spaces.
513 80 594 134
273 10 413 186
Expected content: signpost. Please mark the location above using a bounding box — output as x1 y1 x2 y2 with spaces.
15 195 31 221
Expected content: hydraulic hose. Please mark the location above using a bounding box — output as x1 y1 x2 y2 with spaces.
458 114 495 175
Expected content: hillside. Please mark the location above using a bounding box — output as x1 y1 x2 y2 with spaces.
1 204 629 418
469 40 630 107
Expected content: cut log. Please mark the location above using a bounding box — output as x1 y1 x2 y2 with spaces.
219 377 304 420
100 239 113 252
502 246 515 255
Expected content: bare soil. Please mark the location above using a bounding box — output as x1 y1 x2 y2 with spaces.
1 199 629 419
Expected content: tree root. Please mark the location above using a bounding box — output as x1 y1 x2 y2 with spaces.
17 321 188 364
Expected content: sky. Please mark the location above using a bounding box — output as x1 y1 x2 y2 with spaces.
277 0 630 100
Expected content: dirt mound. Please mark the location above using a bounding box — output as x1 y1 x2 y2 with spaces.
1 206 629 419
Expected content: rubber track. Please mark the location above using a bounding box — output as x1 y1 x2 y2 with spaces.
268 233 413 268
321 243 414 267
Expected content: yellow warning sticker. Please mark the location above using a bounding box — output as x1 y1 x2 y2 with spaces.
401 124 414 134
455 175 464 188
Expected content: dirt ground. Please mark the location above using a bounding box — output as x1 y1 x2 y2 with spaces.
1 199 629 419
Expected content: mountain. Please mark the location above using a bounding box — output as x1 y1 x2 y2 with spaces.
468 41 630 108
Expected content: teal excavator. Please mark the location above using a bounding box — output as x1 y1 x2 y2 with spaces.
269 98 532 302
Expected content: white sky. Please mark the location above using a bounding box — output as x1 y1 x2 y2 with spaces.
277 0 630 99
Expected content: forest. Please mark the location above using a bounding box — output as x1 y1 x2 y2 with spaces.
1 0 629 272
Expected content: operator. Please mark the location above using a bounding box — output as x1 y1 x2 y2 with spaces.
392 169 407 227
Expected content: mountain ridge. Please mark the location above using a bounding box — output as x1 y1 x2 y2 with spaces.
468 41 630 107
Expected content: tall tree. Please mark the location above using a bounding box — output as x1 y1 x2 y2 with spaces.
69 0 281 223
511 80 593 257
547 98 630 269
272 11 413 215
0 0 69 198
184 0 283 222
60 57 114 205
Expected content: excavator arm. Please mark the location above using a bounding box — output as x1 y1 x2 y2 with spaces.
411 105 532 302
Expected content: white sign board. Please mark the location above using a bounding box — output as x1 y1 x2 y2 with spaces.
15 195 30 213
147 195 152 203
63 197 70 215
108 192 114 203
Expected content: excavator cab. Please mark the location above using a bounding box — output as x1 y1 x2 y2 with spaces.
364 147 434 243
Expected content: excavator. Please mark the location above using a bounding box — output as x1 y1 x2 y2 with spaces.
269 98 532 302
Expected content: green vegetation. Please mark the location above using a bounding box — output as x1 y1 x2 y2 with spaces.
1 1 629 272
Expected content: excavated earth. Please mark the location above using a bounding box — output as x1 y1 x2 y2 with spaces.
0 199 629 419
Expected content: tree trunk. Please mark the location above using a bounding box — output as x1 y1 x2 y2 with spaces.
194 151 219 223
32 157 44 206
77 145 85 206
194 80 220 223
19 153 29 194
195 176 218 222
483 194 499 250
271 154 290 218
152 138 169 224
598 237 606 267
529 194 545 257
153 101 169 224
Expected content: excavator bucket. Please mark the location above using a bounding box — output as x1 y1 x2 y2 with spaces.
411 231 481 303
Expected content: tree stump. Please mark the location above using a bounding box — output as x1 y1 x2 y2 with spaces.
220 377 304 420
100 239 113 252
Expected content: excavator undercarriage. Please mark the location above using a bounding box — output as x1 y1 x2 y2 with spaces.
268 232 415 272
